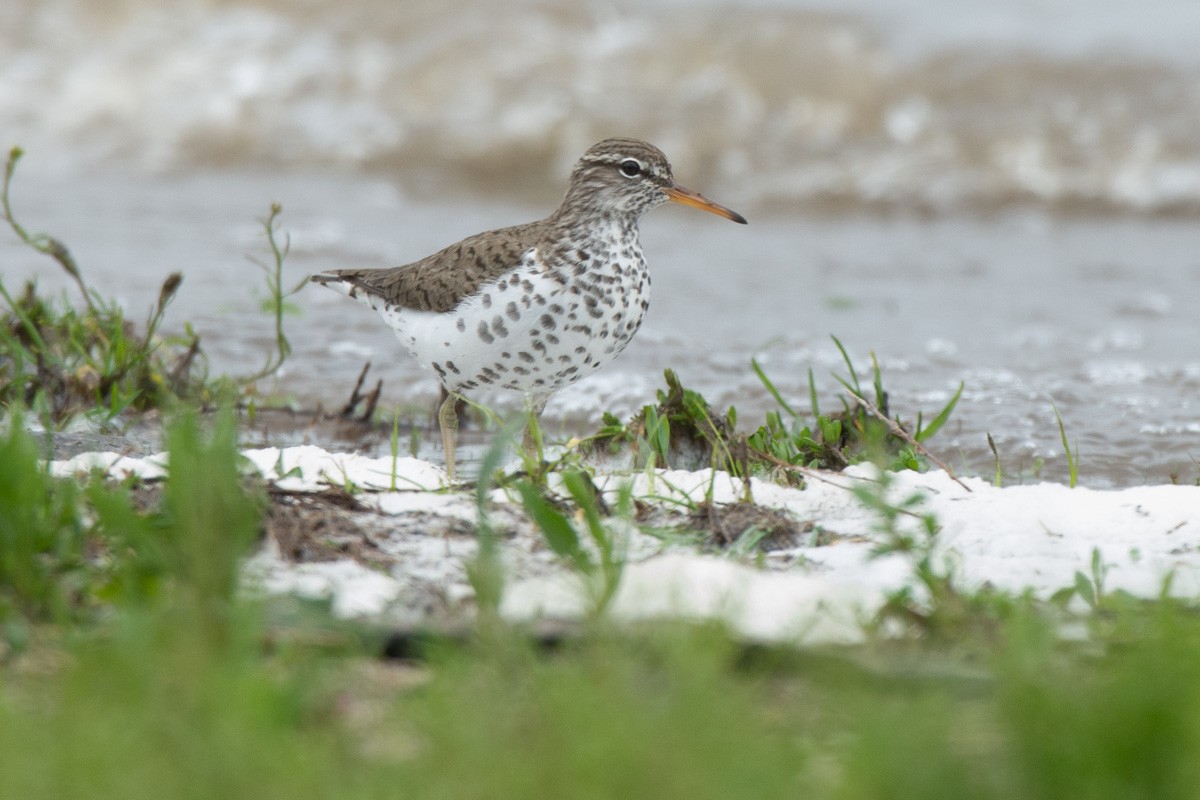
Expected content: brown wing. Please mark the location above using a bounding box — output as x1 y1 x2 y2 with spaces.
313 220 546 313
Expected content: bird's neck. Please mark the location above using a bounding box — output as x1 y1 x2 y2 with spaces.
550 200 638 238
548 207 639 250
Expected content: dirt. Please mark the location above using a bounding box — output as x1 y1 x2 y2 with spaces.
688 500 813 551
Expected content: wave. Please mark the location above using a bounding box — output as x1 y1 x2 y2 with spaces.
5 0 1200 215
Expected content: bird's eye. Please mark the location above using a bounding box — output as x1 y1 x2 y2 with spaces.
619 159 642 178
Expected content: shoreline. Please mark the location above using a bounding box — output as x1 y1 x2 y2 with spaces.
50 441 1200 644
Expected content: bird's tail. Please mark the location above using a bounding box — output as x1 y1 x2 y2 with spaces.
310 270 388 314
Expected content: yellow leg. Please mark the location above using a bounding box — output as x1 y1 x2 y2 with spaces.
437 390 460 481
522 395 549 463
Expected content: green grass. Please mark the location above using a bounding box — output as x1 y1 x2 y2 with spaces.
1052 400 1080 488
1 148 303 426
3 407 1200 798
4 587 1200 798
1 147 206 423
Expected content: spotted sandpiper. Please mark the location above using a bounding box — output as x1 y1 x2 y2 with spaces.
312 137 746 480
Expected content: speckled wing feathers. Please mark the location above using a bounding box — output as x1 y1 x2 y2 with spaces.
313 220 548 313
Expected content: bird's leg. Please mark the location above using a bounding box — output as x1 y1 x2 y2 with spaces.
522 395 549 465
437 389 461 481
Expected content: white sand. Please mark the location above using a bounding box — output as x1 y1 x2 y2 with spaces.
52 446 1200 644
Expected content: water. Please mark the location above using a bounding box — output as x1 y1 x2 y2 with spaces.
3 0 1200 486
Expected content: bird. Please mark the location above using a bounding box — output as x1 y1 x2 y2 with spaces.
311 137 747 480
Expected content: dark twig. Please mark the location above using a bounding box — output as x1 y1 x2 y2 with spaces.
844 388 973 493
340 361 380 421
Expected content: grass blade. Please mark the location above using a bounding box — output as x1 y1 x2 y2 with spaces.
1051 401 1079 488
751 357 798 418
915 382 964 443
516 481 588 572
831 335 862 396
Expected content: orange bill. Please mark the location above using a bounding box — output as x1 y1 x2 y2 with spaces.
665 184 748 224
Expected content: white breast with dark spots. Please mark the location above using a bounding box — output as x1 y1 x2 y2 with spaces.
381 244 651 399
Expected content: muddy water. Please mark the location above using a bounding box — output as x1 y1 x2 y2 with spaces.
3 0 1200 487
9 171 1199 487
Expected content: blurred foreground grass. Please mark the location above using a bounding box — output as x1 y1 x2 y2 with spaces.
2 414 1200 798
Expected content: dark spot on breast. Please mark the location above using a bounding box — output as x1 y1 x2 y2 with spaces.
456 318 466 332
491 316 508 337
539 313 556 331
574 346 586 354
519 351 535 363
513 365 530 376
532 340 547 353
506 301 520 321
550 303 564 314
558 355 571 364
577 249 590 261
477 321 494 344
432 362 446 378
482 293 492 309
545 333 559 345
445 360 461 375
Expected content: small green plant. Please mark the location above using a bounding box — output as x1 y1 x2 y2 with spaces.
467 415 527 620
0 405 261 651
580 370 750 499
0 412 87 644
1051 401 1079 488
2 147 97 314
516 470 631 615
1 147 201 423
987 432 1003 486
1049 547 1143 618
856 471 1002 637
747 337 964 482
389 408 402 491
242 203 308 385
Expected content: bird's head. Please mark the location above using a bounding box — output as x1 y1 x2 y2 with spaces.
560 138 747 224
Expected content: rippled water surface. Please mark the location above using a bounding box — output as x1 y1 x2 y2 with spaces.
3 0 1199 486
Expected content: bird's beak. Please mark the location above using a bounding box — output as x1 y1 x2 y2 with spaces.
665 183 748 224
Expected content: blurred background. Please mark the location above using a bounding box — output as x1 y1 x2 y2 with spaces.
3 0 1199 485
